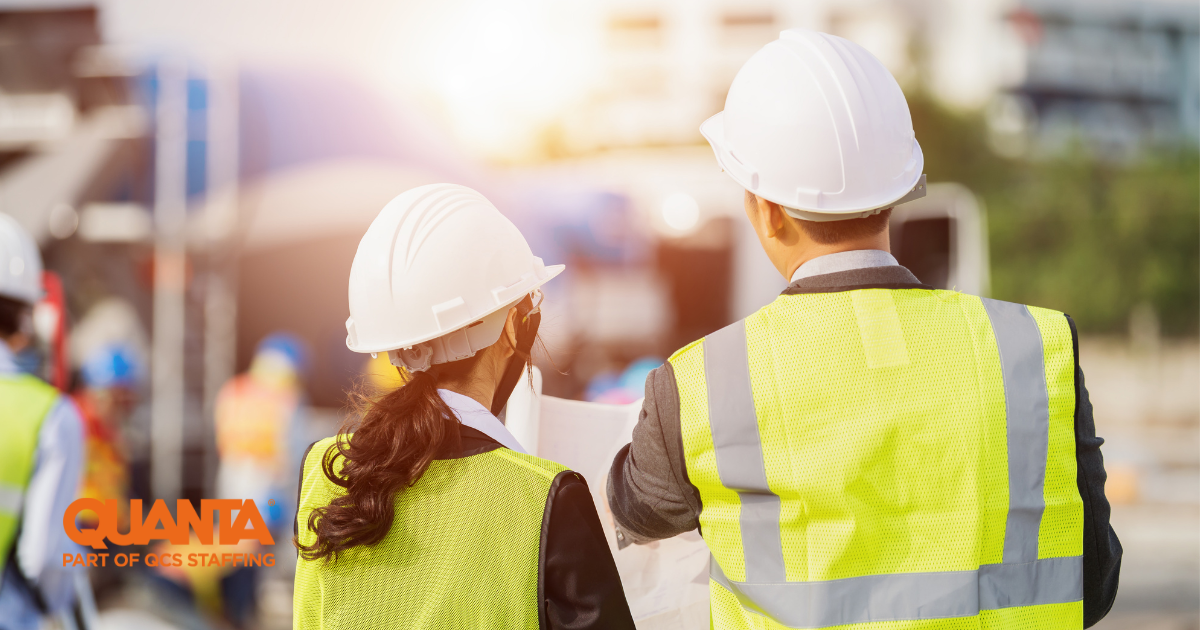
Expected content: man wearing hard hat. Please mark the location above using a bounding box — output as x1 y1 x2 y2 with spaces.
0 213 86 629
608 30 1121 629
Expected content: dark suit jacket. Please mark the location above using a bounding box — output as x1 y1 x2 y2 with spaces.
607 264 1121 627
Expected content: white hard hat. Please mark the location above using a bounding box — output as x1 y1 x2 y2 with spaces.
0 212 43 305
345 183 564 371
701 29 927 221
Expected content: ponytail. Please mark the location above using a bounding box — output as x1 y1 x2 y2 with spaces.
295 356 480 562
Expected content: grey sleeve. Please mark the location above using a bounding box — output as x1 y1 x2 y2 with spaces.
606 363 701 546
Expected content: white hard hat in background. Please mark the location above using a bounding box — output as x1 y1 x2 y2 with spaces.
346 183 564 371
701 28 926 222
0 212 43 305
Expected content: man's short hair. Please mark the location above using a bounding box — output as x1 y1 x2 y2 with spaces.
0 295 30 338
796 208 892 245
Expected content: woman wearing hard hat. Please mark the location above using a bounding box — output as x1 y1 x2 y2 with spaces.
292 184 634 629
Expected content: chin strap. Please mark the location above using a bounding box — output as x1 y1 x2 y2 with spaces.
491 294 542 417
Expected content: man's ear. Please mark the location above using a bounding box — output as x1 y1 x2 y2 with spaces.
756 195 789 239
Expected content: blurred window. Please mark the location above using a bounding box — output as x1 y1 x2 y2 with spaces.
719 12 776 48
608 15 663 49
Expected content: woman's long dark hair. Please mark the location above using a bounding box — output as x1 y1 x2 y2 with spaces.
294 356 481 562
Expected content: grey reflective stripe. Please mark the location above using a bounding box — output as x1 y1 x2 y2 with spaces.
979 556 1083 609
0 482 23 515
981 298 1050 564
703 321 786 583
711 555 1083 628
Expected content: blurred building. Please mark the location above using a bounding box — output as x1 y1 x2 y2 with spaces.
556 1 916 155
990 0 1200 159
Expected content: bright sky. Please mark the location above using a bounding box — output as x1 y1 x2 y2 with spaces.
69 0 600 157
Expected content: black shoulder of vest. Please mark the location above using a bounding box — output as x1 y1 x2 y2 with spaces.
782 265 931 295
538 471 637 630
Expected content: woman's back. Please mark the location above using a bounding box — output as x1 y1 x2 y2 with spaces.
297 183 633 629
295 434 567 629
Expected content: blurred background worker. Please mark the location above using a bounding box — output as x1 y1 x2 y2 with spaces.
293 184 634 629
213 332 308 627
74 343 141 522
608 29 1122 629
0 213 86 630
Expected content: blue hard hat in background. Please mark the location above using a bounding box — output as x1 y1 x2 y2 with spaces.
256 331 309 375
81 343 142 389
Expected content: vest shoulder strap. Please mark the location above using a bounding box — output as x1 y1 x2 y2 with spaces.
0 375 59 485
488 448 568 483
669 337 706 363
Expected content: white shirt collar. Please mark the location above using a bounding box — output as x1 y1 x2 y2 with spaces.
790 249 899 283
0 341 18 375
437 389 528 454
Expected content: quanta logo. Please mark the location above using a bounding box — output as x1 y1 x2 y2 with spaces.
65 499 275 550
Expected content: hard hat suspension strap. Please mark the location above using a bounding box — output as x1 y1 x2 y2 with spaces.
490 294 541 417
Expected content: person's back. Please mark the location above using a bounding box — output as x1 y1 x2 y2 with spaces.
671 277 1085 627
608 29 1120 629
295 433 568 628
292 184 635 630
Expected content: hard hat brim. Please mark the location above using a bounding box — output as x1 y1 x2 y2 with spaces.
700 111 926 219
345 263 565 355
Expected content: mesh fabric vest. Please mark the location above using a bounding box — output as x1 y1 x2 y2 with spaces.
0 374 58 568
294 436 567 629
670 289 1084 629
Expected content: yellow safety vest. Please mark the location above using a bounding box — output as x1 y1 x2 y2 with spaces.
670 289 1083 629
0 375 59 569
294 436 568 629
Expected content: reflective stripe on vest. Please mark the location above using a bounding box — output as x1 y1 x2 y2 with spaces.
293 436 568 629
672 289 1084 629
0 375 59 570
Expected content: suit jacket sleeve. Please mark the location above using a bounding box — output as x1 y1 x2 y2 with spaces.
606 363 701 546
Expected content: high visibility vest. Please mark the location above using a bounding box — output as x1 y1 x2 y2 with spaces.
214 375 298 467
670 289 1084 629
294 436 568 629
0 375 59 569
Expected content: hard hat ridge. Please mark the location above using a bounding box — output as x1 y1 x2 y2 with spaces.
345 183 564 371
393 184 491 274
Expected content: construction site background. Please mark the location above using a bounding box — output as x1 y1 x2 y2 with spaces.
0 0 1194 628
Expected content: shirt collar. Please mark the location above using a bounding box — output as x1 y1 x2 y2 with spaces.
0 341 17 375
437 389 528 454
790 249 899 283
